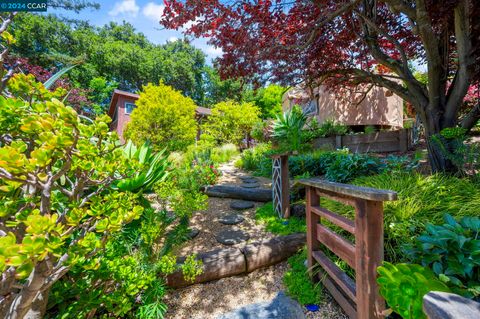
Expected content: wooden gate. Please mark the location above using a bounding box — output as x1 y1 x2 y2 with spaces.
298 178 397 319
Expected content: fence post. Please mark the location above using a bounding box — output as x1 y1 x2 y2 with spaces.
399 129 408 152
355 199 385 319
335 135 343 149
271 153 290 218
306 186 320 273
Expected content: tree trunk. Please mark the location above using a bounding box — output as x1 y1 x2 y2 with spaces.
423 114 458 174
5 261 51 319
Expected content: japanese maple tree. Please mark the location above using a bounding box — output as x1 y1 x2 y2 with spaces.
161 0 480 172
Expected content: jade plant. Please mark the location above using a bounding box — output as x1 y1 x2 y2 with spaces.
0 73 144 319
377 262 450 319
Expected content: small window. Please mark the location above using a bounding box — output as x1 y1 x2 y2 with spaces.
125 102 136 114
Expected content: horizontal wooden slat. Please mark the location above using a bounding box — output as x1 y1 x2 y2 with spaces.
312 250 356 302
316 189 357 207
322 274 357 319
317 224 356 269
311 206 355 234
297 179 398 202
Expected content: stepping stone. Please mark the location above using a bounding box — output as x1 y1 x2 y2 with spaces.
218 214 244 225
187 228 200 239
242 178 258 184
230 200 255 210
241 183 260 188
216 291 305 319
216 229 250 245
239 175 254 181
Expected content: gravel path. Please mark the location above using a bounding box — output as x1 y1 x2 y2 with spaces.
166 159 346 319
175 161 273 255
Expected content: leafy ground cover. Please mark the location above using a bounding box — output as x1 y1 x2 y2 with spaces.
255 202 306 235
283 249 323 305
238 143 419 182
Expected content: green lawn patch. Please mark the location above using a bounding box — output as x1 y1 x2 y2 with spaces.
255 202 306 235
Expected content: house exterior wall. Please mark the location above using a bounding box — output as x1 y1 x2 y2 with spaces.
282 85 404 128
111 96 137 141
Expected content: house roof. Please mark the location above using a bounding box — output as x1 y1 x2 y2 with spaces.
108 89 212 117
196 106 212 116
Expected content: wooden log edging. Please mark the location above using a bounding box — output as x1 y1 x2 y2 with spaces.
166 233 306 288
204 184 273 202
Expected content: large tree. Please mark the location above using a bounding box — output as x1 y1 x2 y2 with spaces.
162 0 480 172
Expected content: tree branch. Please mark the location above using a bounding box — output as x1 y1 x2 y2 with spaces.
444 0 473 126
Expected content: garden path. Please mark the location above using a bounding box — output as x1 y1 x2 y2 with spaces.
165 159 346 319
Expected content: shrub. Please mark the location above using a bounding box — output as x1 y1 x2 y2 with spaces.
255 202 306 235
324 153 381 183
405 214 480 298
283 249 322 305
124 82 198 152
272 105 307 151
202 100 260 146
49 174 207 318
377 262 450 319
0 74 145 318
237 142 272 175
302 118 349 141
210 143 239 163
251 120 272 142
431 127 480 178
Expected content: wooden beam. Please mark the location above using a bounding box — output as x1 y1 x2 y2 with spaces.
355 200 385 319
311 205 355 234
306 186 320 275
297 179 397 201
317 224 356 269
312 250 357 302
322 274 358 319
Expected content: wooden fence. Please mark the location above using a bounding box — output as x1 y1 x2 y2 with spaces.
312 129 412 153
298 178 397 319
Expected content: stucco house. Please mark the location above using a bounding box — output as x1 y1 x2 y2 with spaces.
282 84 404 129
108 89 211 141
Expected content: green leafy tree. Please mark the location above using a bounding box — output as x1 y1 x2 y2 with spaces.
124 82 197 152
202 100 260 146
245 84 286 119
0 73 144 319
9 15 224 107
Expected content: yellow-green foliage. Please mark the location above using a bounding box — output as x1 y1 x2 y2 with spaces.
0 73 145 316
202 100 260 146
124 82 197 152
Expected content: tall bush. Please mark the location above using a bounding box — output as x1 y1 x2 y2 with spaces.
202 100 260 146
124 82 197 152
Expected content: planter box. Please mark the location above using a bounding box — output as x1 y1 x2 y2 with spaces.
312 129 412 153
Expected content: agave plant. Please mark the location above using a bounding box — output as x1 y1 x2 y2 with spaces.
116 140 170 192
271 105 307 152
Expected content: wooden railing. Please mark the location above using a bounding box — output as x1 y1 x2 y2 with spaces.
298 178 397 319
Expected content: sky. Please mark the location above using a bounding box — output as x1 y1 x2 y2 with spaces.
49 0 222 61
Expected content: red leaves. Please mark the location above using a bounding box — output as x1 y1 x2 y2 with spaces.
160 0 479 88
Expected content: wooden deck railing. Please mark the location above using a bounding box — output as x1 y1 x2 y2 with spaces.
298 178 397 319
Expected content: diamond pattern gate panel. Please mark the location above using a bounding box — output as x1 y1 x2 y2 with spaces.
271 154 290 219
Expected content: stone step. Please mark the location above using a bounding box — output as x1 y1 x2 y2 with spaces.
216 292 305 319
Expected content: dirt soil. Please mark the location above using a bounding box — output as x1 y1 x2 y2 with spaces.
165 159 346 319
